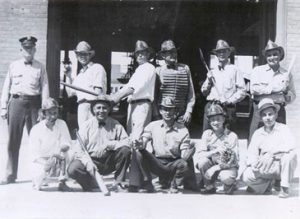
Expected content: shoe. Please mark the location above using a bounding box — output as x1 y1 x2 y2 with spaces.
246 186 255 193
142 181 155 193
111 183 127 193
58 182 73 192
201 187 217 194
0 178 15 185
224 184 237 195
169 180 178 194
278 187 289 198
128 185 139 193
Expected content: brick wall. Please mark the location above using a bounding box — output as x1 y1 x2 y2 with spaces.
0 0 48 95
286 0 300 140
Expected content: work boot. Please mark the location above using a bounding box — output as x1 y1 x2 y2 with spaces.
142 181 155 193
169 180 179 194
58 181 73 192
273 179 281 192
0 178 15 185
224 183 237 195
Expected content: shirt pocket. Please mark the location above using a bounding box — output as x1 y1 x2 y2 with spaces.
12 74 23 85
29 70 41 87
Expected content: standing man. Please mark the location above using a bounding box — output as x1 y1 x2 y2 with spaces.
67 95 131 192
30 98 72 191
249 40 296 140
128 97 196 193
201 39 246 131
242 98 297 198
65 41 107 127
0 36 49 185
156 39 195 125
110 40 156 144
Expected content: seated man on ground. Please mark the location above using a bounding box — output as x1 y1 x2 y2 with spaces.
242 98 297 198
29 98 72 191
67 95 131 192
196 103 239 195
128 97 196 193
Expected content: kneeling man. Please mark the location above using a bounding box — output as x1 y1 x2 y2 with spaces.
68 95 131 192
30 98 72 191
242 98 297 198
129 97 196 193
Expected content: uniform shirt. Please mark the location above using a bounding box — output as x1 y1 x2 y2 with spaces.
246 122 296 166
199 128 239 165
1 59 49 108
156 63 195 114
29 119 72 162
250 64 296 103
124 62 156 102
201 63 246 104
142 120 192 158
75 117 129 164
72 62 107 102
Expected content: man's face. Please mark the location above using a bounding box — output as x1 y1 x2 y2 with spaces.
261 107 277 128
209 114 225 131
21 46 36 61
266 50 281 68
45 107 59 124
135 50 149 65
162 50 177 65
76 52 92 66
216 49 230 63
160 106 176 122
93 102 110 122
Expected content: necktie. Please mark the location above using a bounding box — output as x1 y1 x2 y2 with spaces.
98 121 106 127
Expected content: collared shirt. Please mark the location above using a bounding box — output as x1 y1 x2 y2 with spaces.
246 122 296 166
1 59 49 108
29 119 72 162
250 64 296 103
201 63 246 104
71 62 107 102
75 117 129 161
199 128 239 164
124 62 156 102
142 120 192 158
156 63 195 114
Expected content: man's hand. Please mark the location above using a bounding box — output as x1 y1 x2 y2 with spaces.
51 153 64 160
182 111 192 124
60 145 70 153
1 108 7 120
86 160 97 176
254 153 274 174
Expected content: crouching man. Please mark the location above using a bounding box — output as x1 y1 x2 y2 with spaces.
128 97 196 193
67 95 131 192
29 98 72 191
196 103 239 195
242 98 297 198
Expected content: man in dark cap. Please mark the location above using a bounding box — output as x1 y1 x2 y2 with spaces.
128 97 196 193
67 95 131 192
155 39 195 126
249 40 296 140
0 36 49 185
201 39 246 132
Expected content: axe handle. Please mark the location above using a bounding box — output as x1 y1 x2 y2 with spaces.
60 82 98 96
75 130 111 196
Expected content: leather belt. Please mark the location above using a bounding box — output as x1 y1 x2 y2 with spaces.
12 94 40 100
129 99 151 104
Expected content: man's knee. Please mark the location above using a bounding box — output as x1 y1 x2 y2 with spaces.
117 146 131 158
242 167 256 184
67 160 84 178
219 169 237 185
196 157 211 171
176 159 189 172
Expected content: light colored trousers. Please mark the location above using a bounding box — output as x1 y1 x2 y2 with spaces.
243 152 297 194
196 157 237 186
127 101 152 139
77 102 93 128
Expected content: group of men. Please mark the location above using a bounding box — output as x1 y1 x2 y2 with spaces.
0 35 297 198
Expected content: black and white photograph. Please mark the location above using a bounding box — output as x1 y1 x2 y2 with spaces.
0 0 299 218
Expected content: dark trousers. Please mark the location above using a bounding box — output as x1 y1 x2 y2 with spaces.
129 149 197 190
6 97 41 181
249 102 286 141
67 147 131 191
203 101 236 132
